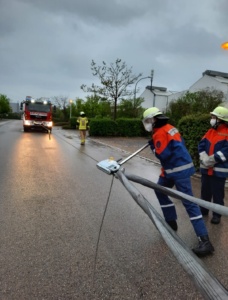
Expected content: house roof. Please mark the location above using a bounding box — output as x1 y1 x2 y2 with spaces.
146 85 167 92
143 86 173 96
203 70 228 79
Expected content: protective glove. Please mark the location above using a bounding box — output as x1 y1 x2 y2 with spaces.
148 139 155 154
199 151 208 161
201 155 216 167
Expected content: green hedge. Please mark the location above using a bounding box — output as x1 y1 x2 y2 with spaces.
1 112 21 119
56 115 211 171
87 118 147 137
54 121 69 127
178 113 210 170
89 118 117 136
57 117 148 136
115 118 147 136
54 118 76 129
69 117 77 129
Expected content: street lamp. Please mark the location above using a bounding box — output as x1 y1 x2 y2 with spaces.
69 99 73 118
134 70 154 101
221 42 228 101
221 42 228 50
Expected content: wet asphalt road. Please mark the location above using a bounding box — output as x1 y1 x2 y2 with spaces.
0 120 228 300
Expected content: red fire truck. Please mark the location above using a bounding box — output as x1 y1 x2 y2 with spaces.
20 96 55 132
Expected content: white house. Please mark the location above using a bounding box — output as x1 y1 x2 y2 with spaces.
189 70 228 100
140 85 176 112
140 70 228 112
10 102 20 113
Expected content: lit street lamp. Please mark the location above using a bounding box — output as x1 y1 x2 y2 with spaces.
69 99 73 118
221 42 228 101
221 42 228 50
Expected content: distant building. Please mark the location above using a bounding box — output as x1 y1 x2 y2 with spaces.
189 70 228 100
140 86 176 112
167 70 228 106
10 102 20 113
140 70 228 112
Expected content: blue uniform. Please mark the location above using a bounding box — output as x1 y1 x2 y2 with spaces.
198 124 228 218
150 124 208 237
198 124 228 177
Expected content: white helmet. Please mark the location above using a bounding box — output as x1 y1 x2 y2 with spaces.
210 106 228 122
142 107 168 132
80 111 85 116
143 107 163 119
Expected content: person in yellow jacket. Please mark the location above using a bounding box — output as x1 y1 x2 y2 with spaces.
77 111 89 145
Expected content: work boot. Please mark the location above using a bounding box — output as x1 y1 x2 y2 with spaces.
166 220 178 231
192 235 214 257
211 216 221 224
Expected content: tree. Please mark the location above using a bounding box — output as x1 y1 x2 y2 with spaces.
52 96 69 121
0 94 11 117
118 97 144 118
81 58 142 120
82 95 111 118
52 96 68 110
166 89 224 125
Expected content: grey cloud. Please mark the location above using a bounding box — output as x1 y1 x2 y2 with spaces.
14 0 154 25
1 0 228 102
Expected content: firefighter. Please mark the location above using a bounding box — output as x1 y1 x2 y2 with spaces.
77 111 89 145
198 106 228 224
142 107 214 256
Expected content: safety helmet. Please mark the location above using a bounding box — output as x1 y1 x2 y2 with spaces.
143 107 163 120
80 111 85 116
142 107 167 132
210 106 228 122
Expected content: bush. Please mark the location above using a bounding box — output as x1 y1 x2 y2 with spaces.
89 118 117 136
178 113 210 170
2 112 21 119
88 117 148 137
54 119 75 129
62 124 72 129
116 118 147 137
69 117 77 129
54 121 69 127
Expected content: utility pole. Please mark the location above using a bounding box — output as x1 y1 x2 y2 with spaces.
150 70 156 106
134 71 154 101
69 99 73 118
150 69 154 92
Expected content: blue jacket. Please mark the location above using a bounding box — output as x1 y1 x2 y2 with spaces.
198 124 228 178
150 124 195 179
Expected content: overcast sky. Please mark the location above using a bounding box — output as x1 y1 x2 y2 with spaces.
1 0 228 103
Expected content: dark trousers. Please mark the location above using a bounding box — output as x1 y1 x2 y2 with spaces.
155 176 208 237
200 174 226 218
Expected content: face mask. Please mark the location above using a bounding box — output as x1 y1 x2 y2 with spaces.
144 123 153 132
210 119 217 127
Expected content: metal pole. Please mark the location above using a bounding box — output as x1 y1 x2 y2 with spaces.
69 99 72 118
134 76 152 101
119 143 149 166
150 70 154 91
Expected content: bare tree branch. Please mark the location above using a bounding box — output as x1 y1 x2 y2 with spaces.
81 58 142 119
